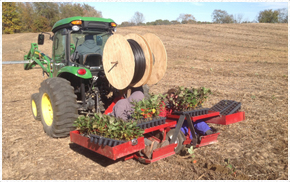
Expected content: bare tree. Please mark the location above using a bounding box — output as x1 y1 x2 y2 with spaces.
130 11 145 25
233 14 244 23
278 8 288 23
177 14 196 24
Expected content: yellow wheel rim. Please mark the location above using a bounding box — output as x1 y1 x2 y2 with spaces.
32 100 37 117
42 93 53 126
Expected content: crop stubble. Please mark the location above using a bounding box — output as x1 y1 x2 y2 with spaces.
2 23 288 180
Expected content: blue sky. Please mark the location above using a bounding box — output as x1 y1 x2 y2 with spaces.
85 2 288 24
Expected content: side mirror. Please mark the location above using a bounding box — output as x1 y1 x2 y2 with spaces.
38 34 44 45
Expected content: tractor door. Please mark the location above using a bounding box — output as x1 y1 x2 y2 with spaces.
52 28 67 77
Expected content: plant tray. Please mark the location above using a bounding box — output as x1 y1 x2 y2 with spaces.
210 100 241 115
70 130 145 160
172 108 209 117
89 134 127 147
136 117 166 129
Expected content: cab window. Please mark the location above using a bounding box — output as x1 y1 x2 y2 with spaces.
53 29 66 63
70 32 111 56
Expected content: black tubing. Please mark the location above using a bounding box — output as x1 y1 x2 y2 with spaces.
127 39 146 85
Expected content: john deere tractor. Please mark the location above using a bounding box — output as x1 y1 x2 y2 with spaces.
25 16 122 138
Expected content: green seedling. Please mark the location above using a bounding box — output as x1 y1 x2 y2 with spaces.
166 86 212 112
224 159 236 175
188 146 195 159
74 114 144 141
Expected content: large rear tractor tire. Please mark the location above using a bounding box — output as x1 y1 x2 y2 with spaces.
31 93 41 121
39 77 79 138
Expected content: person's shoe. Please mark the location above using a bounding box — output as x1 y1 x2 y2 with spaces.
141 141 158 159
205 129 214 135
150 141 158 152
210 127 218 133
141 145 152 159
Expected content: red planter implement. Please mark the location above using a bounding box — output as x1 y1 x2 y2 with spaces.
69 99 245 164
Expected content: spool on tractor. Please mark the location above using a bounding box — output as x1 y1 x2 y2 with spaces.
21 16 245 163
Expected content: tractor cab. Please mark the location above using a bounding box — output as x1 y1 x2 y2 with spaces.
38 16 117 77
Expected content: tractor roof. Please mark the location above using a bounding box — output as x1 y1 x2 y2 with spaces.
52 16 115 33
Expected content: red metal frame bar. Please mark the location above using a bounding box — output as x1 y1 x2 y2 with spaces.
183 135 192 145
166 111 220 123
192 111 220 121
123 155 135 161
196 132 220 148
143 122 176 134
205 111 245 125
70 130 145 160
134 143 177 164
182 131 220 146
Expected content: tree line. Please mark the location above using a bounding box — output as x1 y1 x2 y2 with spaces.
2 2 288 34
120 9 288 27
2 2 102 34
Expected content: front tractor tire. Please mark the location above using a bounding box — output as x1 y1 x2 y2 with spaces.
31 93 41 121
39 77 78 138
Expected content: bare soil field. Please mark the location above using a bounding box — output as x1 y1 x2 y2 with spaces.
2 23 288 180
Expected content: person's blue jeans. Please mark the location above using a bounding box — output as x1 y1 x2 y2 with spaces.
180 120 211 139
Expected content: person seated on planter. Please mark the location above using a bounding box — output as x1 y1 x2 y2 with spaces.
165 88 215 139
111 90 144 120
104 85 149 116
108 90 169 159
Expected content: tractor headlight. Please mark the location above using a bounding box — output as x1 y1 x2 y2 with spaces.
72 25 80 32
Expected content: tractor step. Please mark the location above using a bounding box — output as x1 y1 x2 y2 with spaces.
210 100 241 115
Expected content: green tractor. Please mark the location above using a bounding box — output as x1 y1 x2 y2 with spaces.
25 16 123 138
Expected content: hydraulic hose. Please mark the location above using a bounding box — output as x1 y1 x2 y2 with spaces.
127 39 146 86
